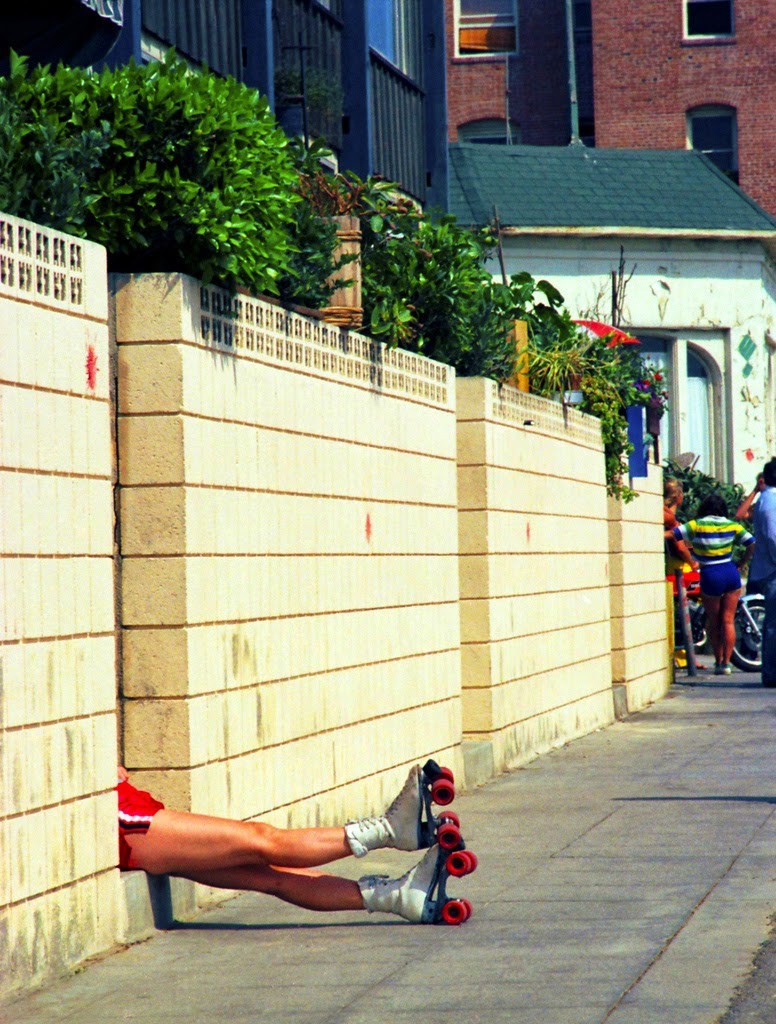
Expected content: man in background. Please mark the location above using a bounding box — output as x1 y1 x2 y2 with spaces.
746 458 776 687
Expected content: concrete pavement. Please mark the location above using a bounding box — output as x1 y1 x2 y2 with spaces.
3 670 775 1024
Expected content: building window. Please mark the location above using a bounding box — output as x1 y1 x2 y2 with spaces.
458 118 519 144
638 336 720 476
574 0 592 34
578 116 595 147
685 0 734 37
457 0 518 56
368 0 422 80
687 105 738 182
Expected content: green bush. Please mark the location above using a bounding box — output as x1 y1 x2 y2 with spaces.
664 460 744 522
361 213 518 379
282 160 520 377
0 52 299 293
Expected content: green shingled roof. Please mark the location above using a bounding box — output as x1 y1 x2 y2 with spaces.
449 144 776 234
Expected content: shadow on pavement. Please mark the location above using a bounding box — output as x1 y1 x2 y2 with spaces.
616 795 776 804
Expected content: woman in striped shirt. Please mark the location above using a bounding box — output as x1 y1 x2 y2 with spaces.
673 492 754 674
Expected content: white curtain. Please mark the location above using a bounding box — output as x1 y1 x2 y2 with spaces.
686 375 711 474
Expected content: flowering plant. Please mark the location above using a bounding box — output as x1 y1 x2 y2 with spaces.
633 359 669 415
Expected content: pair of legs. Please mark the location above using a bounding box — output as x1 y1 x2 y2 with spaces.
126 809 365 912
760 571 776 686
701 588 740 668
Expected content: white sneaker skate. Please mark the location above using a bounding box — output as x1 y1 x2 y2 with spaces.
359 845 474 924
344 761 461 858
345 765 424 857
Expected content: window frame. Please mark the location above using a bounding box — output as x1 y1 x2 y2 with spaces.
455 0 518 58
683 0 735 40
686 104 739 182
458 117 520 144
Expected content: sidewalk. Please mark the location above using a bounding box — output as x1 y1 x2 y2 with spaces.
3 672 775 1024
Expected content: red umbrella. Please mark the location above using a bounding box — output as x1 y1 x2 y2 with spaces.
573 319 640 347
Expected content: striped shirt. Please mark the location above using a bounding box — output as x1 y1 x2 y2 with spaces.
673 516 753 566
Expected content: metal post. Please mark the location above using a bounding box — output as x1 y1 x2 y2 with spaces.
564 0 580 144
298 31 309 149
675 572 698 677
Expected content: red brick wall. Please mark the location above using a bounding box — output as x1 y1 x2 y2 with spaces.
445 0 576 145
592 0 776 215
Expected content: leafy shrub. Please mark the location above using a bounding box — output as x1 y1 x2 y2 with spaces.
283 160 521 378
0 59 111 232
0 52 299 293
362 214 518 378
664 460 744 522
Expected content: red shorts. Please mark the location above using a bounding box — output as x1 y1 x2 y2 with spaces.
117 779 165 870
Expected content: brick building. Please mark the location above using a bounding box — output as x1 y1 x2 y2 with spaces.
445 0 594 146
592 0 776 217
445 1 775 216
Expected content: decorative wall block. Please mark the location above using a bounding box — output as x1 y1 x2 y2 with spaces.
456 377 616 773
0 214 120 998
114 273 462 834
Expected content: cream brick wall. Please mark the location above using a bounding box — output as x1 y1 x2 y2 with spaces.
457 378 617 772
608 462 672 711
0 214 122 995
113 274 462 832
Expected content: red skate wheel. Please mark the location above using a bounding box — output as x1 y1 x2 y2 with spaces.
441 899 467 925
437 821 462 850
464 851 478 872
439 810 460 828
446 849 475 877
438 766 455 783
431 778 455 805
460 898 473 921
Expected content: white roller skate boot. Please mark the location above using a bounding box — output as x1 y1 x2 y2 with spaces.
358 845 442 923
344 765 424 858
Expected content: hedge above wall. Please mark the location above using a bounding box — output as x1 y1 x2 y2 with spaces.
0 51 300 294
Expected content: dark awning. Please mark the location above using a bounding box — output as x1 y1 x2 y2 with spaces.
0 0 124 72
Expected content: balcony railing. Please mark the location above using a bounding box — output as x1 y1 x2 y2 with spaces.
370 52 426 202
273 0 344 149
142 0 243 79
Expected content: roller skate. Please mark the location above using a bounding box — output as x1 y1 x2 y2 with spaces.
359 842 476 925
344 759 462 857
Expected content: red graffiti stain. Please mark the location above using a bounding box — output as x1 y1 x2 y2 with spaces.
745 449 755 462
365 514 372 544
86 345 98 390
526 521 531 544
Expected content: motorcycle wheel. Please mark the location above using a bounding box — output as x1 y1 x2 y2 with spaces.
730 597 766 672
689 600 708 653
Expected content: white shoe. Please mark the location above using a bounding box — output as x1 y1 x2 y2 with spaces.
344 766 424 858
358 845 442 922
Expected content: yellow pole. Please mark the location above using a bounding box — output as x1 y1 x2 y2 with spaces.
511 319 529 392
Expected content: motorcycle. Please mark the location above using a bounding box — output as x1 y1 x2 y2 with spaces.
672 570 765 672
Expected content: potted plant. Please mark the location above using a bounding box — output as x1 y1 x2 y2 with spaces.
274 64 343 144
527 333 591 405
632 360 669 435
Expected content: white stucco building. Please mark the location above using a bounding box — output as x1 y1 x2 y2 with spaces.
450 144 776 486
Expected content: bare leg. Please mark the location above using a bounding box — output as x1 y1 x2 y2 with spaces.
126 809 352 876
719 589 740 664
703 594 722 664
171 863 365 913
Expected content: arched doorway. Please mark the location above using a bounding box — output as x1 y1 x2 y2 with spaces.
636 335 720 475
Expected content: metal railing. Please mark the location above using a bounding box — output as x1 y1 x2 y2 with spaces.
273 0 343 149
370 52 426 202
141 0 243 79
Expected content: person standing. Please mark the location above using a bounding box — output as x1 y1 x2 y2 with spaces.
746 458 776 687
673 493 754 674
663 478 698 573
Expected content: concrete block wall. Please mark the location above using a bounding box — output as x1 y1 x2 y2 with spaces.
113 274 462 838
0 214 121 995
608 462 671 712
457 378 616 773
